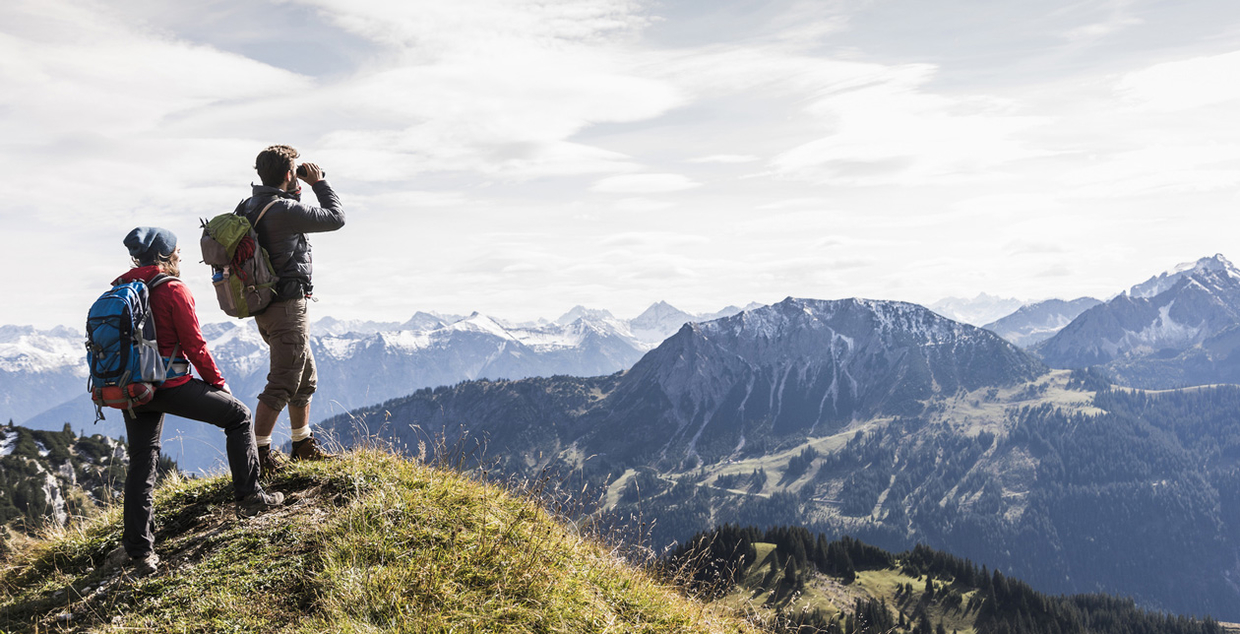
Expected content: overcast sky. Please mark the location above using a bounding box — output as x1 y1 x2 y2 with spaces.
6 0 1240 328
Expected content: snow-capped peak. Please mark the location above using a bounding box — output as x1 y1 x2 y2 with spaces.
1129 254 1240 298
702 297 972 349
629 301 698 345
554 306 616 326
399 311 456 333
452 312 521 341
632 301 687 322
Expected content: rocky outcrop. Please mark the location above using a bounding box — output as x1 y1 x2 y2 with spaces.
0 424 132 531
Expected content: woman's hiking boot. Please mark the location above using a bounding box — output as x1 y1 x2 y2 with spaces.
291 435 334 461
104 545 159 577
238 489 285 517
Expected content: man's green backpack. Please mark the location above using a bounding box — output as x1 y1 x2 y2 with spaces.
200 198 279 318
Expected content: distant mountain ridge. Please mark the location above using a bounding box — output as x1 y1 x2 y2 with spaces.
1034 257 1240 386
0 326 88 425
929 293 1025 326
983 297 1102 347
7 301 746 472
322 296 1047 473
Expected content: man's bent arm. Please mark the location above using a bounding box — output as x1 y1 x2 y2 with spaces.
282 180 345 234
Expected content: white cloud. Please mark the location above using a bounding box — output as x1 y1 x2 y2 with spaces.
591 173 701 193
8 0 1240 329
600 231 710 249
755 198 833 210
688 154 761 164
648 43 1052 187
613 197 675 212
770 70 1052 185
277 0 682 179
1064 17 1141 41
0 2 309 144
1005 240 1067 256
1117 50 1240 111
295 0 651 52
1060 0 1142 42
1061 144 1240 197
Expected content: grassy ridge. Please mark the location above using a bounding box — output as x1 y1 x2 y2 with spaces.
0 449 756 633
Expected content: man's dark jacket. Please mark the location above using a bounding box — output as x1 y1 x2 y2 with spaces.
238 181 344 299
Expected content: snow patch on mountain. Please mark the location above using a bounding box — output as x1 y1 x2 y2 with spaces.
514 321 601 351
1119 301 1204 351
0 428 16 457
452 313 523 341
375 330 434 353
319 335 370 358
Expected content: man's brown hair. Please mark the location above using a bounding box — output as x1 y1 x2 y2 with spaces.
255 145 300 187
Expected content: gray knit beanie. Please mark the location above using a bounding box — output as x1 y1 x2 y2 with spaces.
124 227 178 265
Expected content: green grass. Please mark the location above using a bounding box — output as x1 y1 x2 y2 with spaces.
0 449 758 634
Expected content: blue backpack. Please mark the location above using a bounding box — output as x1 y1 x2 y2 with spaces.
85 274 189 420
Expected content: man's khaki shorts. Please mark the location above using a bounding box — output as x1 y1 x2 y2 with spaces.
254 297 316 410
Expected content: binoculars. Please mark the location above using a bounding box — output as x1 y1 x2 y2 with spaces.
296 164 326 179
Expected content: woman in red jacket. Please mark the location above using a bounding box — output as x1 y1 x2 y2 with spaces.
110 226 283 576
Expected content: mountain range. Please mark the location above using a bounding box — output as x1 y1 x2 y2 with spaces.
929 293 1025 326
5 302 752 472
317 290 1240 619
319 297 1045 472
8 255 1240 620
981 297 1101 347
1033 254 1240 386
14 253 1240 471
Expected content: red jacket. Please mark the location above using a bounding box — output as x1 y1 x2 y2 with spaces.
115 266 225 389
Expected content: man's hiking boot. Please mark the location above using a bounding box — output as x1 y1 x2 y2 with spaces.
291 435 334 461
238 489 284 518
258 445 286 476
104 545 159 577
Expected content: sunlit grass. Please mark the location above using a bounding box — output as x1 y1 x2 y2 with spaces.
0 448 758 634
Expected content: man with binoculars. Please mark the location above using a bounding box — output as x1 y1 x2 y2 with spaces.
240 144 345 472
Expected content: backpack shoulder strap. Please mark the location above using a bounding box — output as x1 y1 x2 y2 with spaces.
109 274 175 288
255 197 281 226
